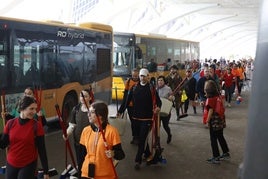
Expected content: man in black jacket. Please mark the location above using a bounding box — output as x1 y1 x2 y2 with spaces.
118 68 162 170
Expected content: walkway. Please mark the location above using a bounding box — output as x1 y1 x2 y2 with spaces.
0 91 249 179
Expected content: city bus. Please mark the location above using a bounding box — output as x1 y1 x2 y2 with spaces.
0 16 113 123
112 32 200 100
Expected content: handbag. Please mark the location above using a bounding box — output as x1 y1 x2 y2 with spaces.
210 113 226 131
181 90 188 103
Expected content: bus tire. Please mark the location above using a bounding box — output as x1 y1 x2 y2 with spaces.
62 92 78 125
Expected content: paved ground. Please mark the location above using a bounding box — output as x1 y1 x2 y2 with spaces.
0 91 249 179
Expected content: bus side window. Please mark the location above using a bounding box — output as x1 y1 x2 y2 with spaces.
24 62 40 85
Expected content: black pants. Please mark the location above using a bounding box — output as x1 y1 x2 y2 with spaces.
74 143 82 178
209 127 229 157
160 114 171 136
134 120 152 164
237 78 243 95
6 160 37 179
127 107 138 138
225 85 234 103
184 98 196 113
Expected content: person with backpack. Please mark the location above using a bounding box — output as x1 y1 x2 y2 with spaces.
204 80 230 164
63 88 94 177
118 68 162 170
165 65 183 121
0 96 50 179
118 68 139 145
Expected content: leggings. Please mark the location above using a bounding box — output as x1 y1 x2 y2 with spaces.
6 160 37 179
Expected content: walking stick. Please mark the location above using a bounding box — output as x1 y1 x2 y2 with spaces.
1 90 6 127
1 91 7 155
81 92 118 178
55 104 77 171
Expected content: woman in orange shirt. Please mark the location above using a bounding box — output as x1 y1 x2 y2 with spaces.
80 102 125 179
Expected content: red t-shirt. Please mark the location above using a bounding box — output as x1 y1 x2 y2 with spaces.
4 118 44 167
223 73 234 87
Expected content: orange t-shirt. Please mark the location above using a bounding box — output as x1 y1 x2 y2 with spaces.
125 78 139 106
80 124 121 179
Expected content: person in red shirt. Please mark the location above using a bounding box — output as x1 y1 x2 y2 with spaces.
204 80 230 164
223 68 235 107
0 96 50 179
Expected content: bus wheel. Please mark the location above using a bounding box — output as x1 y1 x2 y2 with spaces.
62 93 77 125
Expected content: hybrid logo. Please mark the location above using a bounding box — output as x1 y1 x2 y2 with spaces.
57 30 84 39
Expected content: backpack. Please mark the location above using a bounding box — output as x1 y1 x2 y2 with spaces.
215 96 225 118
210 96 226 131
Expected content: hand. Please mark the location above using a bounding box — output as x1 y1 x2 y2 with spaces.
207 122 210 128
153 107 160 114
200 101 204 106
37 111 43 117
105 150 114 158
116 113 121 118
62 134 69 141
168 95 175 101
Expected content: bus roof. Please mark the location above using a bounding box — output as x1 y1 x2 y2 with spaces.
135 33 199 43
0 16 112 33
78 22 113 32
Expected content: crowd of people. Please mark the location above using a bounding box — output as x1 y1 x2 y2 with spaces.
0 57 252 178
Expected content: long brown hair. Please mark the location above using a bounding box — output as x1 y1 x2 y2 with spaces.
91 101 108 124
204 80 219 98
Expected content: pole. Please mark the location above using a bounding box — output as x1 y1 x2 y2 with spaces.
239 1 268 178
55 104 77 171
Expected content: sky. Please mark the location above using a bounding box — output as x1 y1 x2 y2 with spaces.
0 0 72 22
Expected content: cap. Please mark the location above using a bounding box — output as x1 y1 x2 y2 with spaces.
139 68 149 76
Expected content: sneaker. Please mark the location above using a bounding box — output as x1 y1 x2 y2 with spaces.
227 103 231 107
220 153 231 160
134 163 140 170
206 157 220 164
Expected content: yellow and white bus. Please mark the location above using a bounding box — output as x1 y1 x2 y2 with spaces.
112 32 200 100
0 16 113 123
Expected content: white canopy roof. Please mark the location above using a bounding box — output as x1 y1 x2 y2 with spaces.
0 0 260 60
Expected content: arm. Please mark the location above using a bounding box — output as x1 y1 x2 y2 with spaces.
36 136 49 174
112 143 125 160
118 88 133 115
63 122 77 140
63 107 78 140
0 133 9 149
117 89 128 114
206 108 214 125
79 144 87 172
